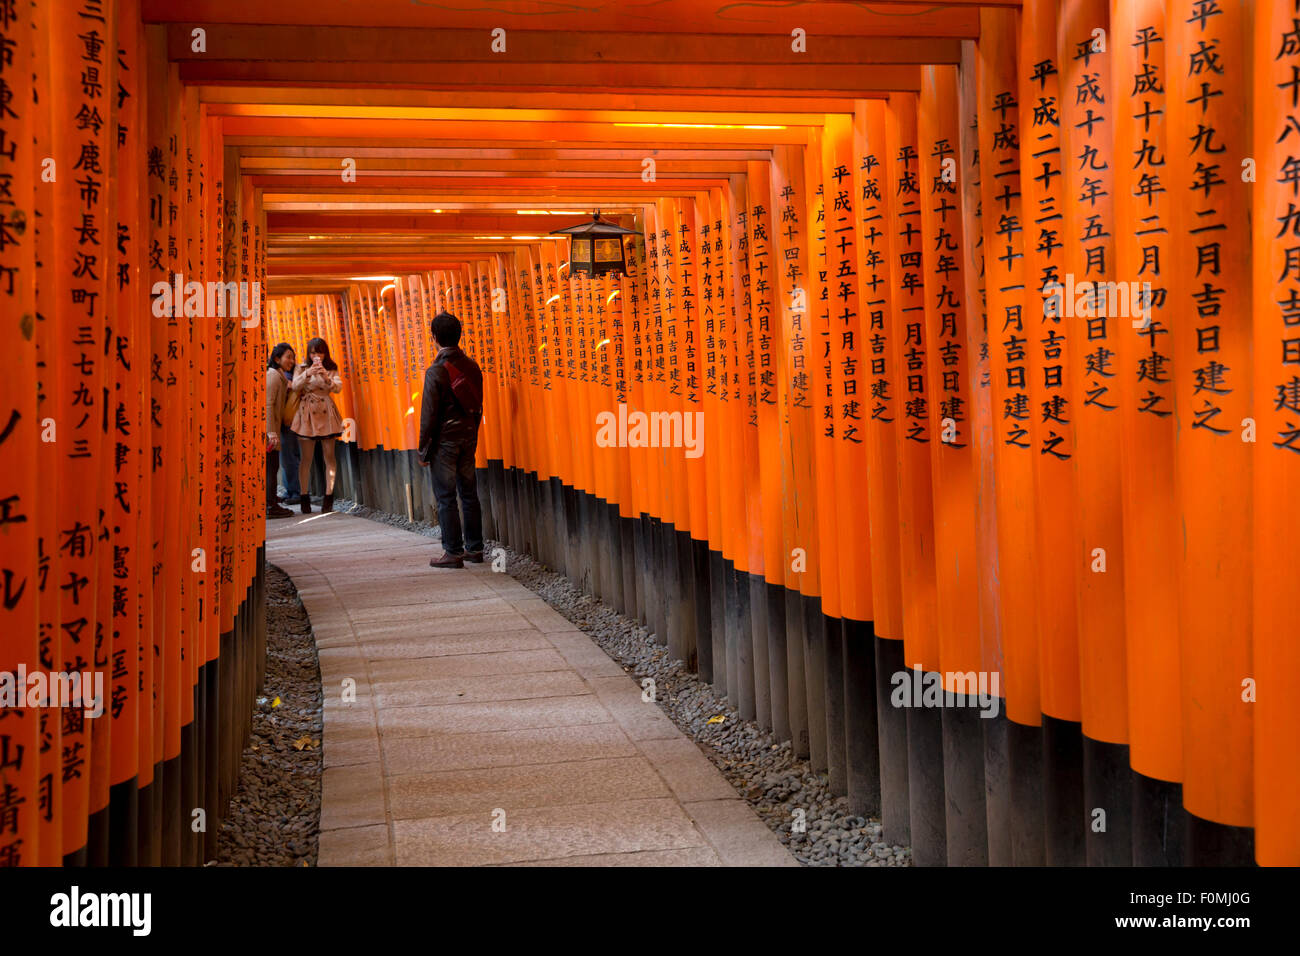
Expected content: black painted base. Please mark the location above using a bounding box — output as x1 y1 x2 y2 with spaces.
905 674 947 867
842 620 879 817
875 636 909 847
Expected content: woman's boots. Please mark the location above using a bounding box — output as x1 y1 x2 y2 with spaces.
299 493 312 515
322 493 334 513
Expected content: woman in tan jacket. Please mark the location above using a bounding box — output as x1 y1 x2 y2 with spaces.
265 343 296 518
290 336 346 514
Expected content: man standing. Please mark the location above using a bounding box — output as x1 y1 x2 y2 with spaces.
419 311 486 569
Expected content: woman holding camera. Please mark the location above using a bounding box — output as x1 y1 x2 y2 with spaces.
290 336 346 514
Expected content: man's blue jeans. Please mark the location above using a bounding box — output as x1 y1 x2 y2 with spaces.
279 426 301 497
431 438 483 555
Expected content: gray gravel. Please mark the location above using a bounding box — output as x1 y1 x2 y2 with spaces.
213 562 323 866
331 495 911 867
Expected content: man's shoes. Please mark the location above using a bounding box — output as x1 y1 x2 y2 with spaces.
429 551 465 569
266 504 294 519
463 550 485 563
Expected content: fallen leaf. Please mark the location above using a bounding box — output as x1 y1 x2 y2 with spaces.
272 696 282 708
706 715 725 725
292 735 313 750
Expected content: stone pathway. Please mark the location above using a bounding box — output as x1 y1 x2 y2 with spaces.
266 512 797 867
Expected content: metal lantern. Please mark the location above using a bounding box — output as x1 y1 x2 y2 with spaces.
549 211 637 276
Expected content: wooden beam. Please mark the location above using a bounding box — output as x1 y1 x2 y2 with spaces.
181 61 922 93
168 25 960 64
266 213 601 232
234 145 774 160
143 1 986 35
249 175 729 191
208 103 832 128
219 116 812 145
196 85 863 113
243 158 753 176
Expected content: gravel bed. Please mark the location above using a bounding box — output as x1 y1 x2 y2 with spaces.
331 495 911 867
213 562 323 866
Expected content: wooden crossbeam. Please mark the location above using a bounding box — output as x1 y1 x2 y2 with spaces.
168 25 960 64
182 61 922 92
143 1 989 34
196 86 864 113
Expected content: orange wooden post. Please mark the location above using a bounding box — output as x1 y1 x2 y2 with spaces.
610 247 637 607
605 259 626 582
1016 0 1069 866
542 240 577 573
704 190 731 694
51 0 120 863
31 0 63 865
181 93 207 870
568 262 597 585
350 285 378 451
770 148 817 761
854 103 904 656
818 118 873 629
885 91 944 862
676 196 710 676
623 227 653 616
956 38 998 671
1167 0 1254 861
640 203 669 641
200 109 223 862
522 248 552 556
883 94 939 676
798 131 835 773
919 62 985 864
1111 0 1185 865
745 165 786 734
819 115 877 808
698 190 732 691
919 66 981 689
855 98 908 839
105 0 148 866
956 37 1005 863
613 237 640 591
515 252 543 556
723 176 757 719
394 278 417 449
1253 0 1300 867
735 175 771 724
0 0 42 868
497 253 520 543
982 1 1034 868
1056 0 1128 866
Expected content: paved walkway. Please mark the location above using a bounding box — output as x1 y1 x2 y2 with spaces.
266 512 796 867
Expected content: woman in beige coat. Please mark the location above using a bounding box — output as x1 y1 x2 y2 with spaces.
265 343 296 518
290 336 346 514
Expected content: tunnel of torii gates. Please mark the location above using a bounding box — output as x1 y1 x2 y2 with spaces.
0 0 1297 870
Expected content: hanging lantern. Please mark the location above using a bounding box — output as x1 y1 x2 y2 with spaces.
549 210 638 277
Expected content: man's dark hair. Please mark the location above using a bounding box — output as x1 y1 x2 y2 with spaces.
431 311 462 347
